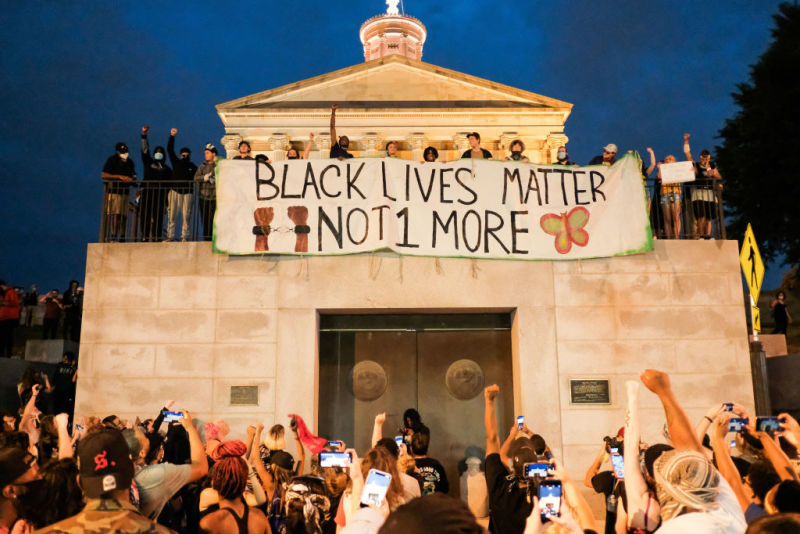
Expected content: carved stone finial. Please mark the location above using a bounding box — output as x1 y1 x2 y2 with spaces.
386 0 399 15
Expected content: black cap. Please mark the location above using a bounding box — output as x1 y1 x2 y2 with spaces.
0 448 33 487
379 493 482 534
77 428 134 498
270 450 294 471
115 142 129 153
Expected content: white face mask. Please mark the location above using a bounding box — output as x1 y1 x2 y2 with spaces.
557 152 567 161
119 152 129 160
154 152 164 161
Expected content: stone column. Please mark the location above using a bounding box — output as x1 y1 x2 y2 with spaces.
221 134 242 159
363 133 383 157
268 134 290 162
545 134 569 164
407 132 427 162
316 133 331 160
453 133 471 161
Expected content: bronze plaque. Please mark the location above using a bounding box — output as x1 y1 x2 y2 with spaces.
569 379 610 405
230 385 259 406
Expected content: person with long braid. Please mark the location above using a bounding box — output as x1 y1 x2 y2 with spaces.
199 440 271 534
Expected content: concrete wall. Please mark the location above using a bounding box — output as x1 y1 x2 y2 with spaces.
77 240 753 480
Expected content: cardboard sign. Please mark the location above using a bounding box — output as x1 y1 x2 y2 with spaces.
659 161 696 184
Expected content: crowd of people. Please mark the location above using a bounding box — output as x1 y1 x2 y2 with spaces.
1 368 799 533
100 106 723 242
0 280 84 358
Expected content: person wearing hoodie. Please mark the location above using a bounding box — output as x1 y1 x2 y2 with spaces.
166 128 198 241
140 125 172 241
195 144 219 240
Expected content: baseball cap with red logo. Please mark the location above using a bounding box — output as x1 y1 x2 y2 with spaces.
77 427 135 498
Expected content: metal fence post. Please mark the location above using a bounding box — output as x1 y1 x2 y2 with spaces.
749 341 772 415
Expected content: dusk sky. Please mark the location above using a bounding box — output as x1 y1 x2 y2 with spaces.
0 1 787 291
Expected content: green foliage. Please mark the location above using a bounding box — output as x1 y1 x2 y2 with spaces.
716 3 800 265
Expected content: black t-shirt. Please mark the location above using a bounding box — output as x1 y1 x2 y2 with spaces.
414 457 449 494
103 154 136 193
53 362 76 391
692 161 717 190
590 471 626 534
461 148 493 160
485 453 532 534
330 143 353 159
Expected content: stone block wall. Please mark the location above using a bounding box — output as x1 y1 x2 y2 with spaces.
77 240 752 485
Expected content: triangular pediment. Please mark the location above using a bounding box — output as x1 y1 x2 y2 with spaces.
217 55 571 111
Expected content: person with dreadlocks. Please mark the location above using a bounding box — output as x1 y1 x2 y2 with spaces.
199 440 270 534
640 369 746 533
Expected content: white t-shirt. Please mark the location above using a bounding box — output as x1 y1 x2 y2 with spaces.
656 478 746 533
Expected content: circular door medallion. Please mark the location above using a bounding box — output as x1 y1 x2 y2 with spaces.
445 359 484 400
351 360 388 401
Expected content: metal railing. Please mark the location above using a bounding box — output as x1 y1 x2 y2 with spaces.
644 178 726 240
99 180 214 242
99 178 727 243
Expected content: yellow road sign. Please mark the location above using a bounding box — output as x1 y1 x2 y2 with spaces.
739 224 765 302
752 306 760 333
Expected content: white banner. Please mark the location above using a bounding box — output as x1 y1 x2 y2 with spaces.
213 154 653 259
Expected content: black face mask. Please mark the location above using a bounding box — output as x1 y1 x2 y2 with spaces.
13 479 48 522
288 155 299 160
181 154 190 160
510 150 523 160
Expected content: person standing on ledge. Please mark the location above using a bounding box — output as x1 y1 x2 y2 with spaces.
233 140 254 160
461 132 492 160
329 104 353 160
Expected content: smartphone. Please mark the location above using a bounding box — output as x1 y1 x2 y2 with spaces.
319 451 352 468
524 462 551 478
327 440 343 450
516 416 524 430
538 479 562 521
729 439 736 448
609 446 619 454
361 468 392 507
611 453 625 479
723 403 733 412
163 411 183 423
756 417 781 434
728 418 749 433
394 436 403 447
75 424 84 432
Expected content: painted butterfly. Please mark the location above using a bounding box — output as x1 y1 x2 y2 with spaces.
540 207 590 254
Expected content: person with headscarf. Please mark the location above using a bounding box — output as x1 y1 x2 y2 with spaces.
284 475 331 534
139 125 172 241
640 369 746 532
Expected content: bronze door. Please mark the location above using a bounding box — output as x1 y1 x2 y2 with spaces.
318 314 514 497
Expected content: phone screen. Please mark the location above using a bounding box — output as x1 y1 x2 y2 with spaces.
611 453 625 479
516 416 524 430
723 403 733 412
756 417 781 434
394 436 403 447
524 462 551 478
538 481 562 520
361 469 392 507
163 411 183 422
728 418 748 433
327 440 343 449
320 451 352 468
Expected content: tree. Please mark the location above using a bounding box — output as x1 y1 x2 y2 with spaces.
716 3 800 266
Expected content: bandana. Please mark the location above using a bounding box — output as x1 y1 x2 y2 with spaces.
284 477 331 534
654 449 720 521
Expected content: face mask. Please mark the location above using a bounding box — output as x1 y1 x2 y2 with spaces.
12 479 48 521
288 154 299 160
154 152 164 161
557 152 567 161
181 154 189 159
510 150 522 160
119 152 129 160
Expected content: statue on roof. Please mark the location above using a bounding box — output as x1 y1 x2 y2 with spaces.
386 0 400 15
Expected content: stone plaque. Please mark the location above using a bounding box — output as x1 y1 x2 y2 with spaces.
569 379 610 405
230 385 259 406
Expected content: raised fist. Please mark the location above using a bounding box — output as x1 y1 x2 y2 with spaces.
484 384 500 401
170 128 178 136
331 104 338 111
142 125 150 134
640 369 671 395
